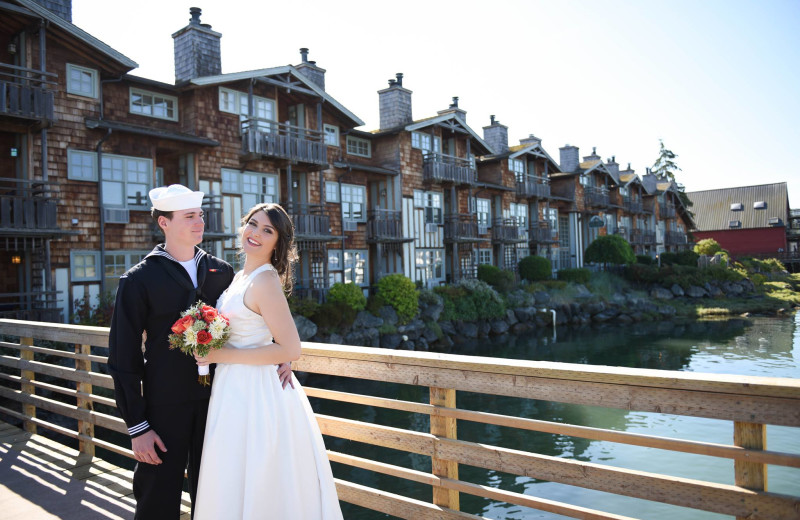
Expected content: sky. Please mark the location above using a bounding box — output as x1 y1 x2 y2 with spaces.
71 0 800 206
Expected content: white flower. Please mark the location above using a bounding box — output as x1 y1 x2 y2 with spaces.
183 328 198 347
209 317 227 340
192 319 205 332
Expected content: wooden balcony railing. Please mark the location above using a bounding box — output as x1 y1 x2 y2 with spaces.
641 230 656 245
516 176 550 199
0 319 798 520
367 209 406 243
584 186 609 208
615 227 630 241
0 179 59 234
660 204 677 219
491 218 527 244
529 221 557 244
423 152 477 186
665 230 688 245
624 197 643 214
0 292 62 323
0 63 56 122
285 202 333 241
443 213 479 242
241 118 328 166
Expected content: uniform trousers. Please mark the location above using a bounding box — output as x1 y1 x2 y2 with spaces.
133 398 209 520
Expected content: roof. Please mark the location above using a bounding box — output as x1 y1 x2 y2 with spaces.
14 0 138 70
687 182 789 231
404 113 494 155
332 161 398 176
480 143 562 173
85 118 219 146
189 66 364 127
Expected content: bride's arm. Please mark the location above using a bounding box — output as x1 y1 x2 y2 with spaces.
202 271 301 366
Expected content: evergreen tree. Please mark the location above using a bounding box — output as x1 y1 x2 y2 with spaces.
651 139 693 211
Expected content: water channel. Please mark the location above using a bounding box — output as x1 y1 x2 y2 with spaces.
308 313 800 519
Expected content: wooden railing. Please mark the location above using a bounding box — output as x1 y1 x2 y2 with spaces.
284 202 333 241
516 176 550 199
624 197 643 214
491 218 526 244
367 208 405 242
241 118 328 166
660 204 677 219
0 291 62 322
584 186 609 208
0 62 56 122
443 213 479 242
1 319 799 520
0 178 59 232
665 230 688 245
423 152 477 186
529 220 557 243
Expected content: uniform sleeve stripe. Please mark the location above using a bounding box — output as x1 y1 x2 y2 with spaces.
128 421 150 435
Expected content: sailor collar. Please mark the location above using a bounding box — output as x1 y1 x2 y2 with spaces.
146 244 206 267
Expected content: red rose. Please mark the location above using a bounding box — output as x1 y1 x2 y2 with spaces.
196 330 212 345
202 306 218 323
171 315 195 334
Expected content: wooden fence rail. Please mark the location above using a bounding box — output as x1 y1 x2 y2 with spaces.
0 319 799 519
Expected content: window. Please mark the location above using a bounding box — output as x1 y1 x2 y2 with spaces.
509 203 528 229
414 190 442 224
729 220 741 228
105 251 147 292
411 132 441 153
620 186 629 197
222 169 278 209
509 159 525 182
102 154 152 209
754 201 767 210
323 125 339 146
344 250 368 286
71 251 101 282
341 184 366 222
478 248 493 265
66 64 97 98
325 181 340 203
580 174 592 187
346 136 371 157
416 249 443 283
130 88 178 121
220 87 276 127
67 149 97 181
730 203 744 211
476 198 491 227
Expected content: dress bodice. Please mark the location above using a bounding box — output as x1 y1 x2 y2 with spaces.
216 264 275 349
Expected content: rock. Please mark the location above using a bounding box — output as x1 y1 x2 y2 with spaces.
354 311 384 329
514 307 536 323
478 320 491 337
293 315 317 341
574 284 593 299
686 285 707 298
433 335 454 350
670 284 685 297
460 322 478 338
380 333 403 349
426 301 444 322
611 293 627 306
439 321 456 336
329 333 344 345
657 305 677 317
511 322 531 334
415 337 429 351
345 330 367 347
506 309 518 326
533 291 550 306
741 279 755 292
365 328 381 348
708 285 724 298
615 313 634 324
490 319 510 335
421 326 439 343
399 340 415 350
584 301 606 315
723 281 744 295
592 309 619 322
570 302 582 317
378 306 399 326
650 287 674 300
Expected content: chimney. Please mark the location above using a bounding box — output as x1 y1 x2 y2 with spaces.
519 133 542 147
606 155 619 176
482 115 508 154
620 162 635 175
583 146 601 163
30 0 71 21
378 73 413 130
295 48 326 90
172 7 222 84
437 96 467 123
559 145 579 173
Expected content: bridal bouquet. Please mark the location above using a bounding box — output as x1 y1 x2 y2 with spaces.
168 301 230 386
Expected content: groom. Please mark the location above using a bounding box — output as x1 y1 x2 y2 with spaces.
108 184 291 519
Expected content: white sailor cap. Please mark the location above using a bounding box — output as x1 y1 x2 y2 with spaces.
149 184 204 212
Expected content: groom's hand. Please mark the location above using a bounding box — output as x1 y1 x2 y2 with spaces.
277 362 294 390
132 430 167 465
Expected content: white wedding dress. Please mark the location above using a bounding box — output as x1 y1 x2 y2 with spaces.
194 263 343 519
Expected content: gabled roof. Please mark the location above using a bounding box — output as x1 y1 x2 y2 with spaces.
190 66 364 127
14 0 138 70
479 143 562 173
619 173 640 187
687 182 789 231
404 113 494 155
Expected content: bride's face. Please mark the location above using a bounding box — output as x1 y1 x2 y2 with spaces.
241 210 279 263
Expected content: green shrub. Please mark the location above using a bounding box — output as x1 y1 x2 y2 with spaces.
636 255 654 265
434 279 505 322
518 255 552 281
288 296 321 319
311 300 357 332
557 268 591 284
584 235 635 266
740 257 787 274
694 238 723 256
365 293 387 316
587 271 630 298
377 273 419 323
477 264 516 293
418 288 442 307
328 282 366 311
659 252 678 265
675 250 699 266
625 264 661 284
378 322 397 335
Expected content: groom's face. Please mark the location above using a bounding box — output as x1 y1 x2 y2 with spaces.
162 208 205 246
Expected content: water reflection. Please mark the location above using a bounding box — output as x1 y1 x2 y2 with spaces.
308 315 800 519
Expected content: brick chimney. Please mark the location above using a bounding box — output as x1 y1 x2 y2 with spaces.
559 145 579 173
620 162 635 176
583 146 601 163
378 73 413 130
606 155 619 176
519 133 541 147
30 0 71 21
482 115 508 154
172 7 222 84
295 48 326 90
437 96 467 123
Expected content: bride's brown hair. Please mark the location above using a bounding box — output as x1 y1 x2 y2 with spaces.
240 203 299 295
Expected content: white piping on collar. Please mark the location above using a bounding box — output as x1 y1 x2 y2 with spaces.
146 245 205 267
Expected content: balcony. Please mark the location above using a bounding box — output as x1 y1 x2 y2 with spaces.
367 209 410 243
664 231 687 245
444 213 480 243
241 118 328 167
660 204 677 219
641 231 656 245
584 186 609 209
624 197 643 214
615 227 630 241
0 63 56 123
0 179 62 239
0 291 62 323
423 152 477 186
529 221 557 244
492 218 527 244
285 202 335 242
516 176 550 199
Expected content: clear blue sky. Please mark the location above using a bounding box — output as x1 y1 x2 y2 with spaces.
72 0 800 207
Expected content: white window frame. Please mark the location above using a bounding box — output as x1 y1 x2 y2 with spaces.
478 248 493 265
101 154 153 209
104 250 148 289
325 181 340 203
341 184 366 222
416 249 444 283
70 251 101 282
346 136 371 157
344 249 369 286
323 124 340 146
476 198 491 227
411 132 442 153
129 88 178 121
509 202 528 229
67 149 97 181
509 158 525 182
66 63 98 98
414 190 443 225
220 87 276 128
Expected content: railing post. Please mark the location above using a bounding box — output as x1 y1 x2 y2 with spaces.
734 421 766 520
75 343 95 456
430 386 459 510
20 336 36 434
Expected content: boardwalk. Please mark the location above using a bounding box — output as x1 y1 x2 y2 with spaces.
0 421 190 519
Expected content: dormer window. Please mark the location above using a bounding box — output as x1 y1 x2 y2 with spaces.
730 203 743 211
768 217 784 226
754 201 767 209
729 220 741 228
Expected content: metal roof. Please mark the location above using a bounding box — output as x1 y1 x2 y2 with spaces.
686 182 789 231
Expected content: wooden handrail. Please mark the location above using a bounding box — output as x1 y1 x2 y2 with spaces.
0 319 798 520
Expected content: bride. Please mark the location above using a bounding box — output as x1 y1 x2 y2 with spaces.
193 203 343 519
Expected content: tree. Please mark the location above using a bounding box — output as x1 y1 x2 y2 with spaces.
584 235 636 268
694 238 723 256
651 139 693 212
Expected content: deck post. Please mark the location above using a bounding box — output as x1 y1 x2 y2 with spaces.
734 421 766 520
75 343 95 456
20 336 36 434
430 386 459 510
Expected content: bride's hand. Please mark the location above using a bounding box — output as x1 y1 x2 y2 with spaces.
195 349 219 365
